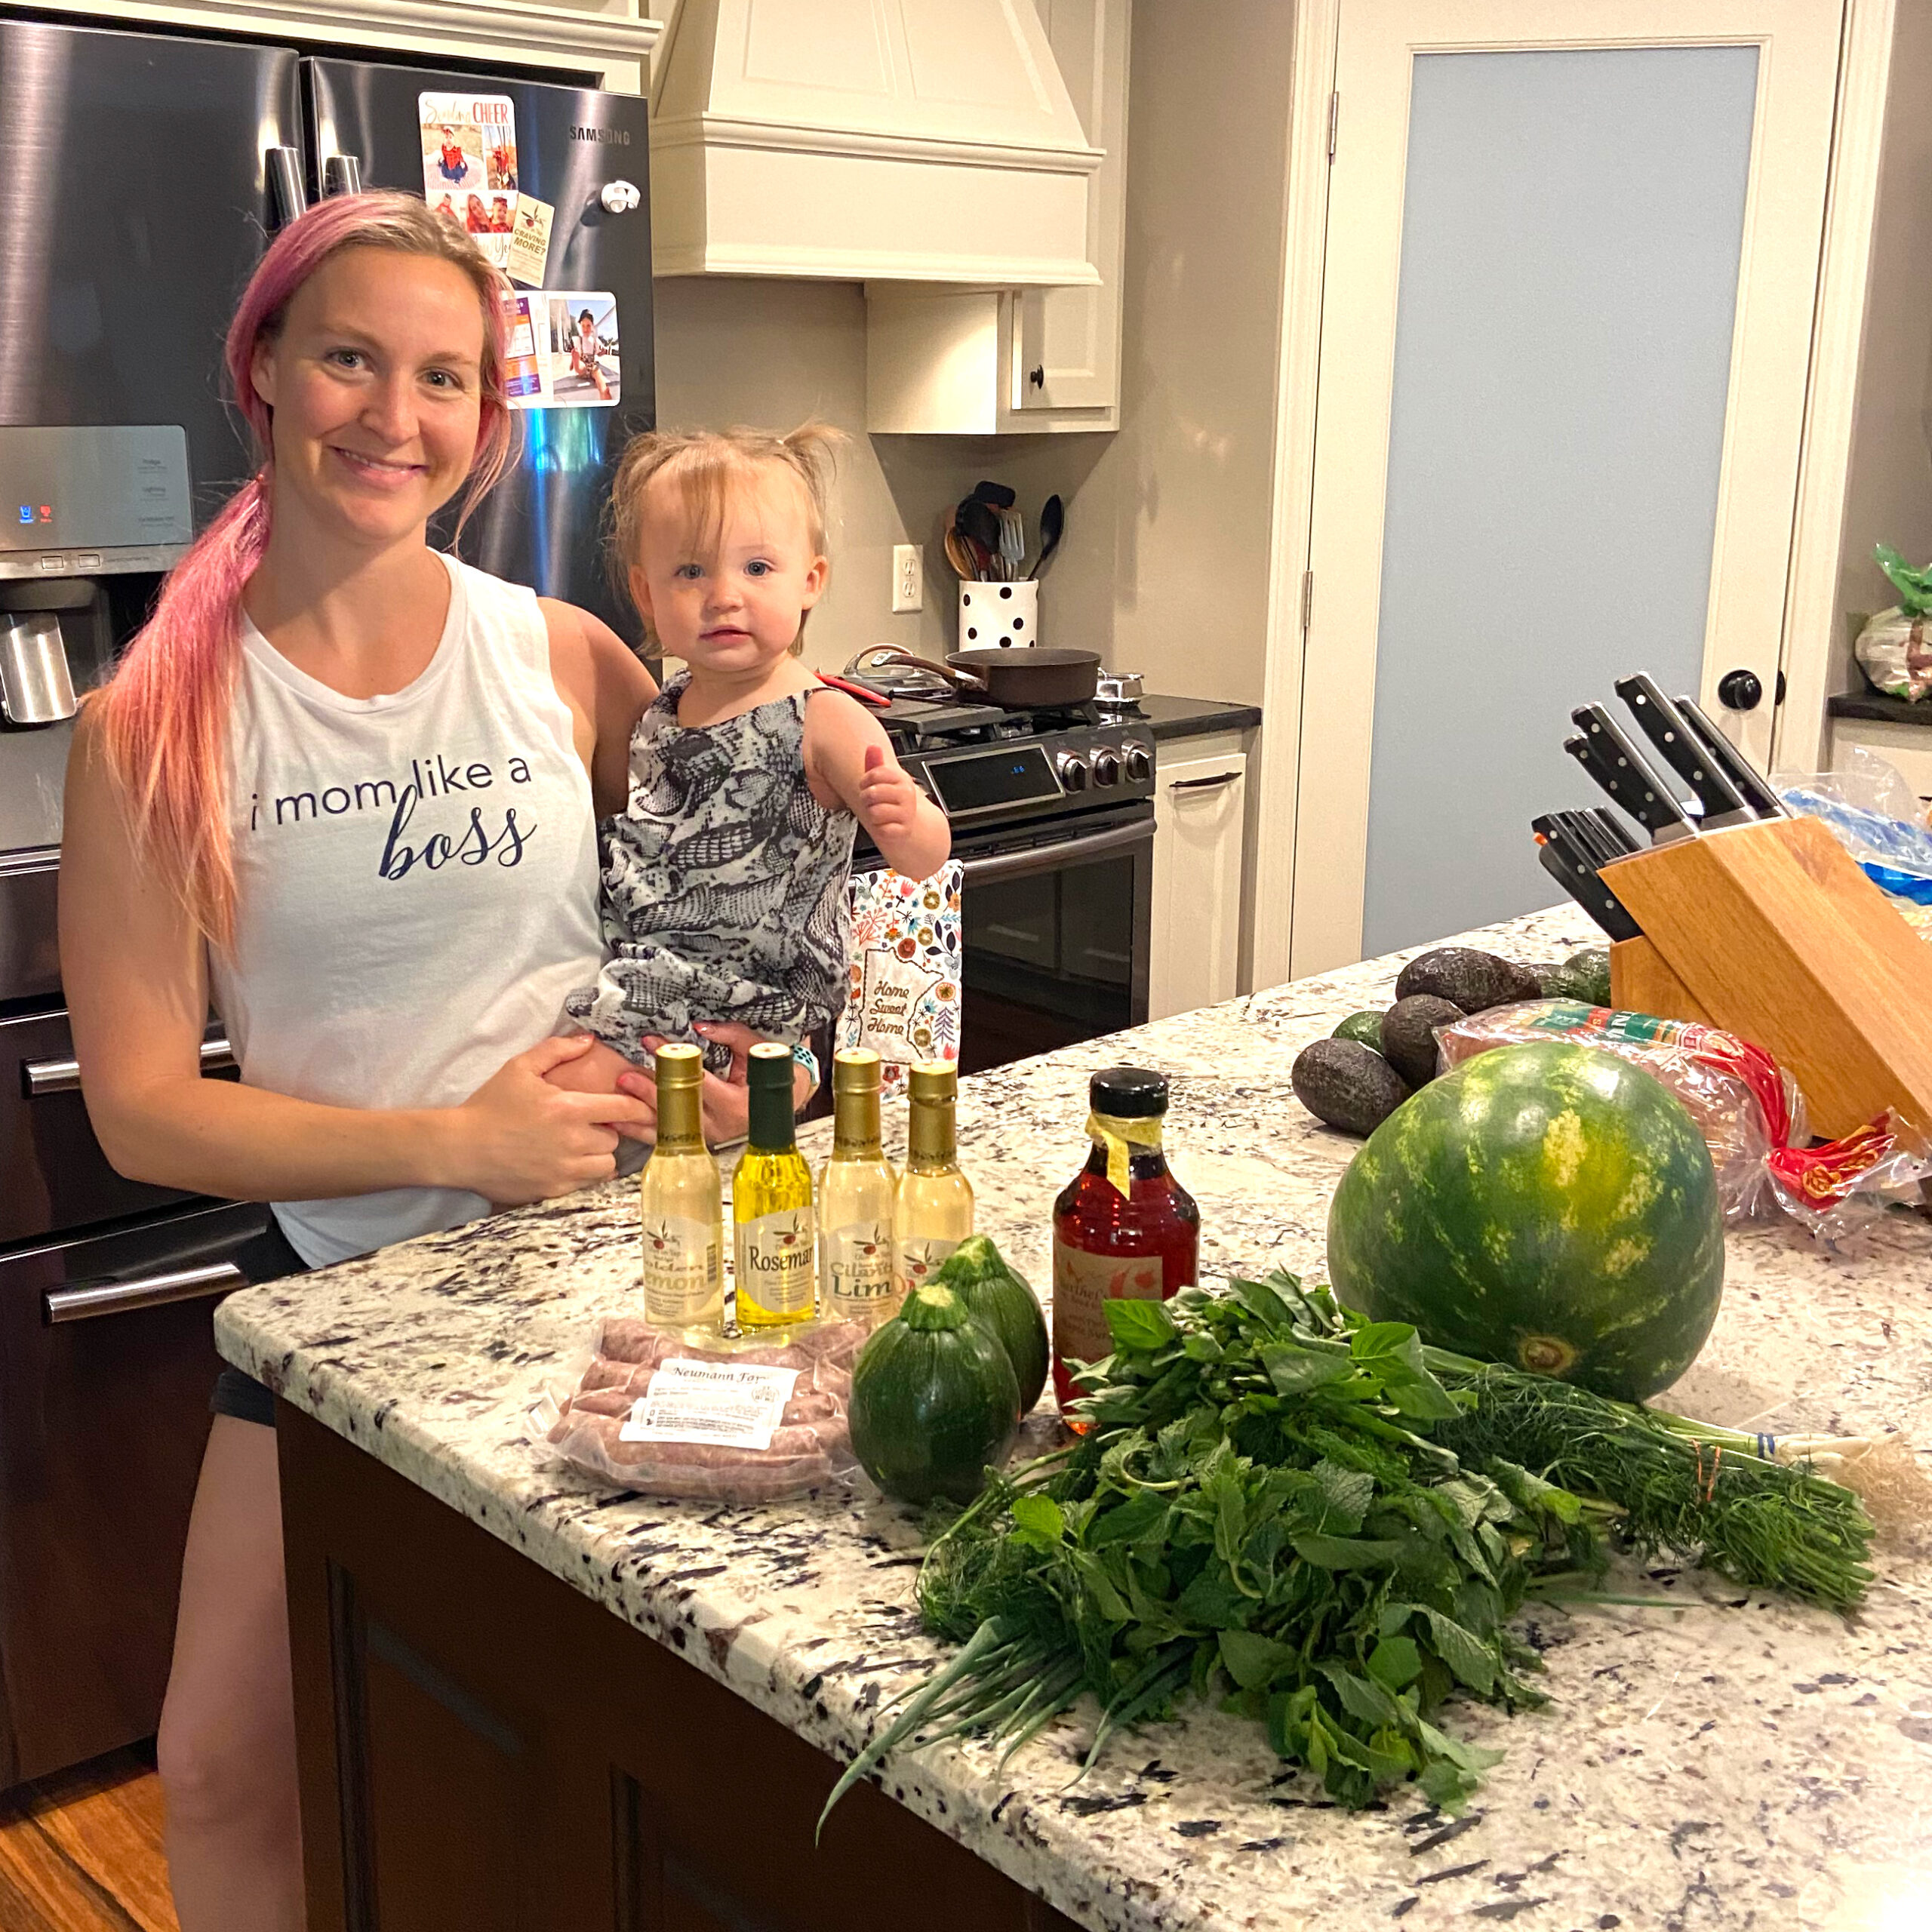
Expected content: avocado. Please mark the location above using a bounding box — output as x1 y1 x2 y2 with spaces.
1377 995 1465 1088
1291 1038 1412 1137
1332 1010 1388 1051
1542 946 1614 1008
1394 946 1538 1014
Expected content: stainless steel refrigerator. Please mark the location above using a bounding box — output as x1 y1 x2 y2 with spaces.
0 12 653 1789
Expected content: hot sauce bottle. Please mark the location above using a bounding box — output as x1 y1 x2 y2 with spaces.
1051 1067 1198 1414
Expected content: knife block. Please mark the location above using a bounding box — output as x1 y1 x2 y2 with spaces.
1606 938 1713 1026
1599 814 1932 1138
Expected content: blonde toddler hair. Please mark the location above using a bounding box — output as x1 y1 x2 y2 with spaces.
609 421 842 654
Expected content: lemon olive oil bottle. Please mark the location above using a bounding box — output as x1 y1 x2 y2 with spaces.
638 1041 725 1332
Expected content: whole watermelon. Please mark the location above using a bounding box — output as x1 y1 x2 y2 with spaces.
1327 1040 1724 1401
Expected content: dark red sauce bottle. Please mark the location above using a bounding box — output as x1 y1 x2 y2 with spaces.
1051 1067 1199 1417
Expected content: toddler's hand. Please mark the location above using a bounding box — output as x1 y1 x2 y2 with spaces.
858 743 919 840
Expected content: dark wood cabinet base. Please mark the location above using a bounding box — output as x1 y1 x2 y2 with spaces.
278 1405 1081 1932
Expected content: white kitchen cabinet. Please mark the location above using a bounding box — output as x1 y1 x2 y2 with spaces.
20 0 660 90
865 0 1129 434
1149 745 1247 1021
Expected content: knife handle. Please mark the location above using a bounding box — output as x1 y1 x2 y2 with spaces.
1564 711 1697 843
1533 821 1642 942
1674 695 1787 817
1614 675 1752 826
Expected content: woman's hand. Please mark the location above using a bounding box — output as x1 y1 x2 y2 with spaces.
614 1022 815 1144
445 1033 657 1203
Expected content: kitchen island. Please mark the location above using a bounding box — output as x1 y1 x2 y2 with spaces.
217 906 1932 1932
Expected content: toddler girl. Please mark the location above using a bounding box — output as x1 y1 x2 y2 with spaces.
562 423 950 1080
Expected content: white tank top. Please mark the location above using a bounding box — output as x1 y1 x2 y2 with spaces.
209 554 603 1266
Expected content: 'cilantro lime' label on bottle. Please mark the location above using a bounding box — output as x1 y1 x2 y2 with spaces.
735 1208 816 1316
823 1221 897 1315
641 1214 720 1326
1052 1238 1164 1371
897 1233 961 1299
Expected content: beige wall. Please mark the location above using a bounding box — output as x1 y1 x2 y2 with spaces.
1078 0 1299 705
1829 0 1932 712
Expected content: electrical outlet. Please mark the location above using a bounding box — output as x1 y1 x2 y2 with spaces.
891 543 923 614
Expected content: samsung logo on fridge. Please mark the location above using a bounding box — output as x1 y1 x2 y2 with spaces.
570 125 630 145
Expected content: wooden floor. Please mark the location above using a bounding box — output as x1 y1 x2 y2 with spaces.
0 1747 177 1932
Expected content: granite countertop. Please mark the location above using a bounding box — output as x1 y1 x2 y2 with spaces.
217 906 1932 1932
1125 694 1263 743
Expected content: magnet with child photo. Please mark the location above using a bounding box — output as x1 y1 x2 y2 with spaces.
547 294 620 406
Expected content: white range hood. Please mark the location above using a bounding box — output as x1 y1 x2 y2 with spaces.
650 0 1103 284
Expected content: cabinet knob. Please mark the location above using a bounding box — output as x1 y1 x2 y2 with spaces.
1717 668 1763 712
1029 365 1044 390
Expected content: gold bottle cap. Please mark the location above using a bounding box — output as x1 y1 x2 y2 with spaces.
655 1041 704 1088
908 1060 956 1103
833 1048 881 1093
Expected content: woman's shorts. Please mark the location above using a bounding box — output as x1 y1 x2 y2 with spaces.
208 1218 311 1430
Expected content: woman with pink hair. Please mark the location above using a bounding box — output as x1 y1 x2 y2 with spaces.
61 191 666 1923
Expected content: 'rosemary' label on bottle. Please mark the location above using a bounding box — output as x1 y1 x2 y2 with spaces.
620 1358 801 1451
641 1214 721 1325
1051 1239 1164 1370
897 1234 961 1298
823 1221 897 1314
735 1209 816 1315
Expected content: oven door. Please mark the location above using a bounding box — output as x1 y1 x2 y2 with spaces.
952 804 1153 1075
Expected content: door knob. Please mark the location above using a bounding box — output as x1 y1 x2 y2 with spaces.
1717 668 1763 712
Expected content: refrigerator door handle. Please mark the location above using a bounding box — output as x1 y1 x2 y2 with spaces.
322 153 363 198
45 1260 246 1325
266 146 308 228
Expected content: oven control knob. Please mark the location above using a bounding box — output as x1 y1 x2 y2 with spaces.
1054 751 1090 792
1092 749 1122 787
1122 741 1152 783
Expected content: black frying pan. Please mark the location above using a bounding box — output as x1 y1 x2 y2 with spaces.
851 646 1099 708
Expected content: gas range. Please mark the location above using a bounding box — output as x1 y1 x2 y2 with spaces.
877 697 1155 834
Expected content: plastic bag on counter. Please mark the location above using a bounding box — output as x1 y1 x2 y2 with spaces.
1435 1000 1932 1241
1854 546 1932 702
532 1315 869 1502
1777 747 1932 904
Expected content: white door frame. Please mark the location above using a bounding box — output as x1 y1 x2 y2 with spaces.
1247 0 1897 990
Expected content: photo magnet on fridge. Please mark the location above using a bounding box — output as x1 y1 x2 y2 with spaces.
500 291 620 410
420 92 516 269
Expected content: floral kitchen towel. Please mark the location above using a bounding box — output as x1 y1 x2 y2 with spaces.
839 862 963 1094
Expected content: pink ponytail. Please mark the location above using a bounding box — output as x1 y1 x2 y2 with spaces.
90 190 514 951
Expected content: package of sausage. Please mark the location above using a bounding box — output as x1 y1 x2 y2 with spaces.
1435 1000 1932 1242
533 1316 867 1502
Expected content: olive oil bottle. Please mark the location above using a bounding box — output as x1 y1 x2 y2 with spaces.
733 1043 816 1327
893 1060 974 1300
638 1042 724 1332
817 1050 900 1327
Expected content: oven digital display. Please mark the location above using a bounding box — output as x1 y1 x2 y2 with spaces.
927 744 1061 816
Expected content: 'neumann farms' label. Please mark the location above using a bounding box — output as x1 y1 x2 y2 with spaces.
641 1214 720 1326
620 1358 800 1451
897 1233 961 1300
1052 1239 1164 1370
735 1208 816 1316
822 1221 897 1316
